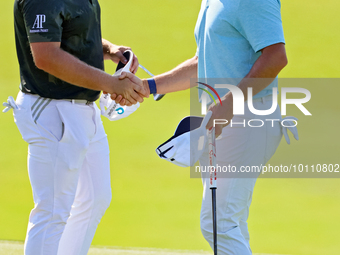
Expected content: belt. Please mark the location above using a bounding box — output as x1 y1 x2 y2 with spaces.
64 99 93 105
25 93 93 105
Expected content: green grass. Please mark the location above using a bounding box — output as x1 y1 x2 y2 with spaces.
0 241 288 255
0 0 340 255
0 241 212 255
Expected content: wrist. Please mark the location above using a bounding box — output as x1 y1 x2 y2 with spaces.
104 75 119 95
142 79 151 95
147 78 157 94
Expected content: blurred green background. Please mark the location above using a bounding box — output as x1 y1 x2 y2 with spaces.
0 1 339 254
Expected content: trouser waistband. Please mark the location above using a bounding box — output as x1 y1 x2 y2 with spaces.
26 93 94 105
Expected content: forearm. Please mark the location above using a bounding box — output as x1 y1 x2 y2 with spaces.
32 43 119 94
102 38 114 61
153 56 198 94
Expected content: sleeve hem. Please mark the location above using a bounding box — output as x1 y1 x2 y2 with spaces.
28 36 61 43
254 40 285 53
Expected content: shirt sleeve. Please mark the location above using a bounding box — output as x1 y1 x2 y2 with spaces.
22 0 64 43
235 0 285 53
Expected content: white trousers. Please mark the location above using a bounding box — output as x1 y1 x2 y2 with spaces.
14 91 112 255
199 98 283 255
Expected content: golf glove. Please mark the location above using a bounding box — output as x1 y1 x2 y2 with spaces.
2 96 18 113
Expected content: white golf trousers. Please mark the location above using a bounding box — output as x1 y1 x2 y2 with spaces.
14 91 111 255
199 97 283 255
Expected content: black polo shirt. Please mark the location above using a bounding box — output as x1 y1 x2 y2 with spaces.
14 0 104 101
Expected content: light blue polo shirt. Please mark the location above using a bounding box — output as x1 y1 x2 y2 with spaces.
194 0 285 100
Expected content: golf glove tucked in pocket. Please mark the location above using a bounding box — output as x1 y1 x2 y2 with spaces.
281 116 299 144
2 96 18 113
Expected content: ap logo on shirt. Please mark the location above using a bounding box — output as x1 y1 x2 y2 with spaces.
30 15 48 33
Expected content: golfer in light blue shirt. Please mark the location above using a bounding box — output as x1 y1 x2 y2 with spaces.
119 0 288 253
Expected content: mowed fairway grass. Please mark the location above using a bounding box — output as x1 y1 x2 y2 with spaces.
0 1 339 255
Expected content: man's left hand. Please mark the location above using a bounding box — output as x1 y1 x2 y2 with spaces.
206 93 234 137
102 39 139 74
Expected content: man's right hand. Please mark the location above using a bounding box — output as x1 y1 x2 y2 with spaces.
110 72 150 106
107 75 145 105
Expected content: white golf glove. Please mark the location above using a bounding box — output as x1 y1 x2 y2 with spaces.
2 96 18 113
281 116 299 144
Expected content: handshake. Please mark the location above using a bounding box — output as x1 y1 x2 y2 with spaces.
105 50 156 107
111 71 150 107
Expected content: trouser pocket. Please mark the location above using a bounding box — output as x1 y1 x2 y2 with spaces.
13 93 41 144
53 102 96 171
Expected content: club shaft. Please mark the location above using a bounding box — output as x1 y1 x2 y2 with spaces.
139 64 154 77
211 188 217 255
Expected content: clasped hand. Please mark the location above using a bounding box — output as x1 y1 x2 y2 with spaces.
110 72 150 106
